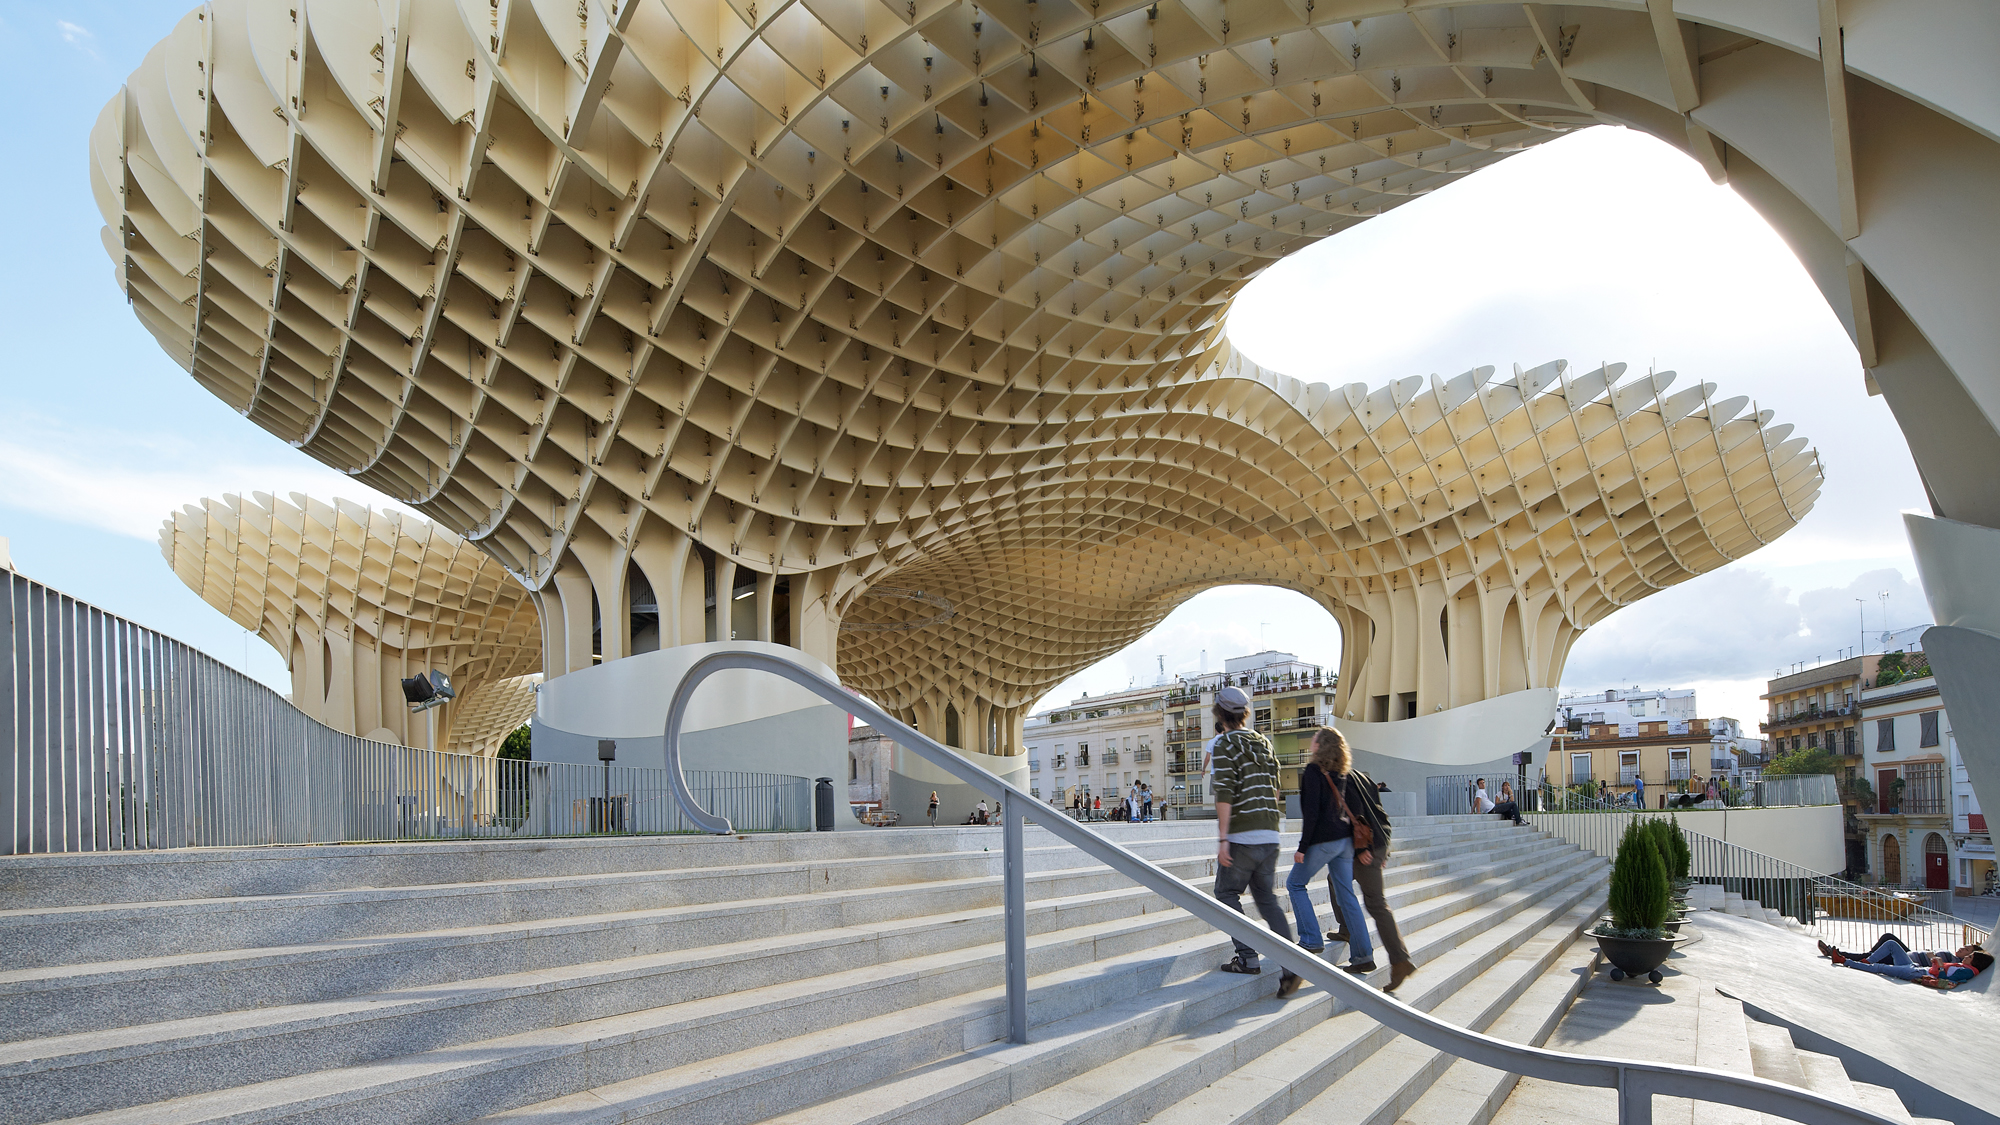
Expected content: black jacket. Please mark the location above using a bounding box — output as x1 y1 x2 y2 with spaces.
1297 765 1392 854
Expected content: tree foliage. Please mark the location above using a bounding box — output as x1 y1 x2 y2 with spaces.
1764 746 1840 777
1663 814 1692 882
1608 818 1672 935
499 725 532 761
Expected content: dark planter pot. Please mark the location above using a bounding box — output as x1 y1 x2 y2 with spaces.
1590 929 1683 983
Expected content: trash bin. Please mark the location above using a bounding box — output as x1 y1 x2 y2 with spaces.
815 777 835 831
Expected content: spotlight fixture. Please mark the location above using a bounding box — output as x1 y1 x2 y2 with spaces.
400 669 457 711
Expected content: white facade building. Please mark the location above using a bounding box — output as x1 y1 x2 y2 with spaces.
1953 730 1994 896
1558 687 1697 726
1024 685 1168 805
1858 657 1953 890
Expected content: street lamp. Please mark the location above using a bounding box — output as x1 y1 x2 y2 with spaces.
399 669 457 752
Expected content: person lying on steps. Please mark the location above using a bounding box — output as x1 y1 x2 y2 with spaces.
1818 934 1991 987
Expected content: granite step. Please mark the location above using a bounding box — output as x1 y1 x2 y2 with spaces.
35 827 1596 1125
3 828 1572 1044
483 842 1607 1125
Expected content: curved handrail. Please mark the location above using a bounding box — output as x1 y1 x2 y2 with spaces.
662 649 1898 1125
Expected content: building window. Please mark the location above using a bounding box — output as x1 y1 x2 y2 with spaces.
1920 711 1939 747
1570 752 1593 784
1806 732 1818 749
1877 718 1895 753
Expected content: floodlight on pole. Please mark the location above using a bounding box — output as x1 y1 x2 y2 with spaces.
400 670 457 751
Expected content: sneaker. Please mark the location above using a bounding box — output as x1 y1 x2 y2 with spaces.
1386 961 1417 993
1220 955 1262 975
1815 940 1836 959
1301 945 1325 955
1276 969 1303 998
1327 931 1353 945
1343 960 1377 975
1828 951 1846 966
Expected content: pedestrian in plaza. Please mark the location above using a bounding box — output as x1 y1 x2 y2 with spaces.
976 798 989 825
1471 778 1492 814
1093 794 1102 819
1285 728 1372 972
928 790 939 827
1634 773 1646 809
1142 783 1153 822
1307 728 1418 992
1208 685 1303 998
1491 780 1523 825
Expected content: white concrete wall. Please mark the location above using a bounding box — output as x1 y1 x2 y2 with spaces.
1533 804 1846 874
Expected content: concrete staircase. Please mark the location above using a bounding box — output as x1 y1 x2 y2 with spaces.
1491 946 1949 1125
1685 882 1814 935
0 815 1607 1125
1742 1015 1952 1125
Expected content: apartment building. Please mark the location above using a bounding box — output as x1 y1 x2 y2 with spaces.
1858 652 1955 890
1161 651 1338 807
1953 731 1993 895
1023 684 1167 804
1552 715 1746 803
1557 686 1697 724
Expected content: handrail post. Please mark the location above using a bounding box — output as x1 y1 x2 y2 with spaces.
1002 788 1029 1044
1619 1068 1653 1125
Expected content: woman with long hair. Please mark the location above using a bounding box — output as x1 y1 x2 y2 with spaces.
1289 727 1418 992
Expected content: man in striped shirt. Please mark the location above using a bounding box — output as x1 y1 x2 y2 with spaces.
1209 685 1302 998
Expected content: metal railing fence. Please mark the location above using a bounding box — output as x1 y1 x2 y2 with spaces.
664 651 1904 1125
3 567 810 853
1512 773 1838 813
1425 773 1530 815
1525 809 1990 956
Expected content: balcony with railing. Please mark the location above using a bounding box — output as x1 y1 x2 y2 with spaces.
1029 759 1041 773
1101 750 1119 767
1133 748 1152 764
1900 763 1948 816
1760 703 1856 734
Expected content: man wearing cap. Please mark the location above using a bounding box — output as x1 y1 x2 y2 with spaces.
1209 685 1303 998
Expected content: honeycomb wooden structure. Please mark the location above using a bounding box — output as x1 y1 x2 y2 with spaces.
101 0 1862 756
160 493 542 752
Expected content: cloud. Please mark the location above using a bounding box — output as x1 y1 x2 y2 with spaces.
1563 566 1929 691
0 413 410 540
55 19 99 59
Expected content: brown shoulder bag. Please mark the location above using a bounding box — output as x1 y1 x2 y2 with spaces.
1321 765 1374 851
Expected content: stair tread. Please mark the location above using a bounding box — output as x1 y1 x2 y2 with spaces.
721 864 1607 1125
10 820 1598 1125
464 854 1604 1125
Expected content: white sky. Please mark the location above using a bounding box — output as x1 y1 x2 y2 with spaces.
0 8 1932 729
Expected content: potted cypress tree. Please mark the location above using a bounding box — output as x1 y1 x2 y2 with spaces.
1590 818 1683 982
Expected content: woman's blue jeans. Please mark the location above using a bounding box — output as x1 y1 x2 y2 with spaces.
1843 940 1929 981
1287 838 1372 962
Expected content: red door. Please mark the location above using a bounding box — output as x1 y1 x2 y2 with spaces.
1927 851 1949 890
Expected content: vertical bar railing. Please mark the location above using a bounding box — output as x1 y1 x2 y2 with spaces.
4 568 824 853
1524 808 1991 955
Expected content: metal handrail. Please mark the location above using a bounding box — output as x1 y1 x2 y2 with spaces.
661 650 1899 1125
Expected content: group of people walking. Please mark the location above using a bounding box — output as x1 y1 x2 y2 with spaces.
1206 685 1418 999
